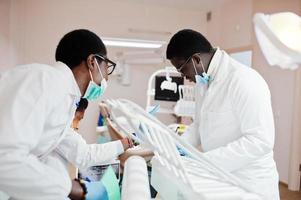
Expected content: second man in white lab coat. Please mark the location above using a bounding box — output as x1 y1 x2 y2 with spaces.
166 29 280 199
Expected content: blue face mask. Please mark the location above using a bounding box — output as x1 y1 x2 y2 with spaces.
192 58 210 85
83 59 108 101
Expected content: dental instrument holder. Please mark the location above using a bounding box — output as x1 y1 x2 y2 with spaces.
173 85 196 117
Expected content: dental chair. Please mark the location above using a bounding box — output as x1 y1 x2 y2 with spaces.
106 99 261 200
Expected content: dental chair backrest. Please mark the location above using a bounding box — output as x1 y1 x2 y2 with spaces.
107 99 189 185
106 99 252 193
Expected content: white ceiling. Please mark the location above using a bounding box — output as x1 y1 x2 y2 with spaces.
111 0 229 11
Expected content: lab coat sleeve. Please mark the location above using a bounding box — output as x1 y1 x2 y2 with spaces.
56 129 124 169
181 122 201 148
204 72 275 172
0 71 71 199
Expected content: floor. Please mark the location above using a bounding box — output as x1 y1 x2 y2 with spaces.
279 184 301 200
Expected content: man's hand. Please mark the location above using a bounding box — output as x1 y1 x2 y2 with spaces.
105 117 124 140
99 102 110 118
119 147 154 168
68 180 84 200
119 151 130 168
120 138 134 151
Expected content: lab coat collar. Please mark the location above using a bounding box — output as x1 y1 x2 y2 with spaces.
53 62 81 97
207 48 229 83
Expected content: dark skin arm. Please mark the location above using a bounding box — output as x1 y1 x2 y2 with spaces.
68 180 84 200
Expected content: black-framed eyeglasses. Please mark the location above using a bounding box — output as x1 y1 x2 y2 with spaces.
94 54 116 75
177 56 192 73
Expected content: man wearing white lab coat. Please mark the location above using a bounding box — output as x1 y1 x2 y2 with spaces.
0 29 133 199
166 29 280 199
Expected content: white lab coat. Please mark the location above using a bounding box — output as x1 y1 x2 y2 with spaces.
182 49 280 199
0 62 124 200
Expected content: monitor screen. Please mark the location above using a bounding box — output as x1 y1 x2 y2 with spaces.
154 76 184 102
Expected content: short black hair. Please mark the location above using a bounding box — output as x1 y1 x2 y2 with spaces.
166 29 213 60
55 29 107 69
76 98 89 112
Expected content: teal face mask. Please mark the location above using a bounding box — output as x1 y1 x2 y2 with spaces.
192 58 210 85
83 59 108 101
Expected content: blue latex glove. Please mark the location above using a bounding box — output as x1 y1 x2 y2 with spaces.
148 104 160 115
83 166 120 200
176 146 190 157
85 181 108 200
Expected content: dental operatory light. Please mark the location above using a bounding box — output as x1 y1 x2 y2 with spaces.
253 12 301 70
103 37 165 49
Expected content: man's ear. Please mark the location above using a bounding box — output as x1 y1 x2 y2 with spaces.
192 54 201 65
86 54 95 71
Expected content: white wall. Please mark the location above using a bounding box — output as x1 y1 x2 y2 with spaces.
9 0 206 65
289 67 301 190
0 0 11 71
206 0 253 50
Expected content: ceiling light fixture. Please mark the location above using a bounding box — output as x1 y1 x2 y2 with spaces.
103 37 165 49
